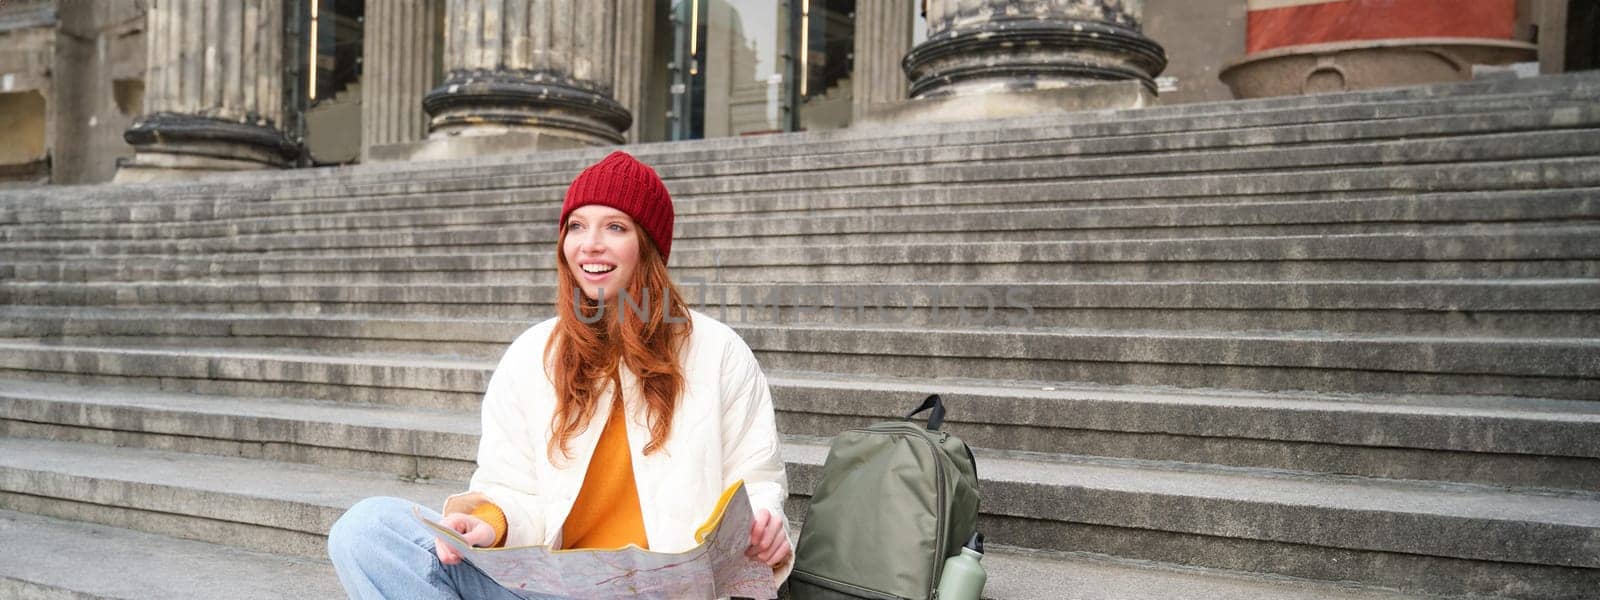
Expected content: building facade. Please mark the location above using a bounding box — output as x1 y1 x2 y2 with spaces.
0 0 1591 185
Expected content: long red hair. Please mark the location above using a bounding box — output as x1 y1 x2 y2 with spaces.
544 225 693 461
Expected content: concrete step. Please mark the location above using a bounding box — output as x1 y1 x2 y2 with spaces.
3 312 1596 398
660 127 1600 200
0 510 344 600
644 155 1600 228
5 92 1597 213
1 433 1593 599
4 185 1597 249
0 341 490 410
734 325 1600 400
5 187 1598 255
271 98 1592 200
0 436 458 559
0 380 479 480
963 545 1428 600
12 73 1596 209
781 438 1600 600
8 112 1600 228
0 510 1425 600
15 153 1598 241
4 365 1596 493
656 102 1600 181
0 309 518 358
6 227 1596 285
5 278 1597 337
769 375 1600 494
592 98 1600 179
230 78 1600 195
12 138 1600 240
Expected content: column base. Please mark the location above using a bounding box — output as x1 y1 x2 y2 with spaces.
111 153 282 183
1220 38 1538 99
855 80 1155 128
904 18 1167 100
115 112 298 182
422 71 632 146
365 130 596 163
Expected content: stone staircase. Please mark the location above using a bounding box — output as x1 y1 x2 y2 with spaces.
2 71 1599 599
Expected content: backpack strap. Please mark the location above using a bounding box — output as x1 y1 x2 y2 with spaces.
906 394 947 431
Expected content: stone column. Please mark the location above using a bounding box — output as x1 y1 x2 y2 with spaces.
362 0 441 159
116 0 297 182
423 0 630 146
904 0 1167 100
1534 0 1569 74
852 0 916 120
611 2 652 143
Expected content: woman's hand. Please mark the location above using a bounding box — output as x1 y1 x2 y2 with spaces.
435 513 496 566
746 509 791 567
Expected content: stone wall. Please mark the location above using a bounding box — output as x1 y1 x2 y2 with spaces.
0 1 144 185
50 1 146 184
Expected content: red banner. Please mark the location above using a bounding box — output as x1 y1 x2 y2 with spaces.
1247 0 1517 54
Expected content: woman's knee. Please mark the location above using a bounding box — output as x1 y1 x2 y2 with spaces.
328 496 419 560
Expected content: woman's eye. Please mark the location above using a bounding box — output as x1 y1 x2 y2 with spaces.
607 223 626 232
566 222 582 231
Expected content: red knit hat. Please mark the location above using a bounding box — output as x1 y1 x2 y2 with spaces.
560 151 675 261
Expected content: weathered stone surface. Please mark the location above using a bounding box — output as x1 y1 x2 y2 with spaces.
6 376 1597 492
907 0 1167 99
0 505 1429 600
423 0 628 149
1 432 1596 599
857 80 1156 126
0 509 344 600
2 72 1599 599
115 0 294 181
5 276 1598 337
852 0 916 120
1222 39 1538 99
362 0 440 158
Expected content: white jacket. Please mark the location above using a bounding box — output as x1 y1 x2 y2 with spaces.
444 309 794 584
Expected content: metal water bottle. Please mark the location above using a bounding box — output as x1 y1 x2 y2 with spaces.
935 533 986 600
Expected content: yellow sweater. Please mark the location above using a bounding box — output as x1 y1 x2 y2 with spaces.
470 394 648 550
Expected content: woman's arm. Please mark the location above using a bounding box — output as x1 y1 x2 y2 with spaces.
718 338 794 580
444 345 554 547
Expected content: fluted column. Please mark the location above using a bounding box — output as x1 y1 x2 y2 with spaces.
611 2 651 143
363 0 442 159
117 0 296 181
904 0 1167 100
852 0 916 119
423 0 630 145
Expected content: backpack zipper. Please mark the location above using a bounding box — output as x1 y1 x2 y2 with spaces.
839 425 952 600
791 569 907 600
875 427 950 600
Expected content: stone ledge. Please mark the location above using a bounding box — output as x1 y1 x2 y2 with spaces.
855 80 1156 128
367 130 595 164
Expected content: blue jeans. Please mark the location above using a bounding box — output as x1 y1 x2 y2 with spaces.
328 496 525 600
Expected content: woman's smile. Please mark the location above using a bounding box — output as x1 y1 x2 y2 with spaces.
579 262 617 279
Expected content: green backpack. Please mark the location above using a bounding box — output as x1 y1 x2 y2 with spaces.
790 395 982 600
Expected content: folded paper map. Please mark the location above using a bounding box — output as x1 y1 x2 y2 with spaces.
417 480 779 599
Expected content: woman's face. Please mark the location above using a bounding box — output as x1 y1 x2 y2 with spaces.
563 204 641 302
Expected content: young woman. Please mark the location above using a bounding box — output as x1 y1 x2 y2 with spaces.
328 151 793 599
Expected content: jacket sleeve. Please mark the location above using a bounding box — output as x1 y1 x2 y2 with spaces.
719 338 794 583
444 349 553 547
